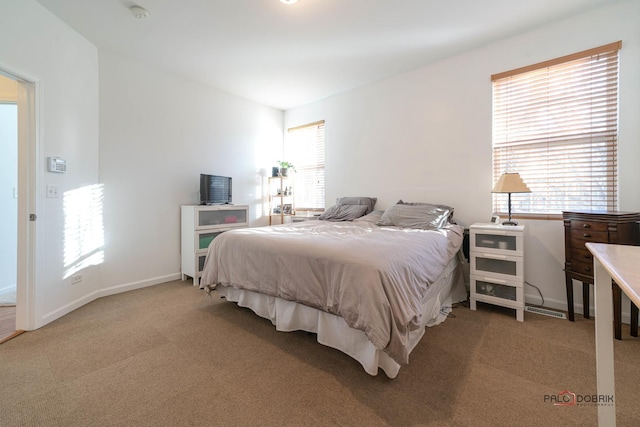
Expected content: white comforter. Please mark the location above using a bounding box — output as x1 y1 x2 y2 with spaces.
201 220 464 365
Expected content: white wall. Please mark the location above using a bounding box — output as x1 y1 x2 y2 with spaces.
98 49 283 292
0 0 283 329
0 0 100 327
284 0 640 318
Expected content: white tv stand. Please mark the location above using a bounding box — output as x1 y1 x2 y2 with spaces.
180 204 249 284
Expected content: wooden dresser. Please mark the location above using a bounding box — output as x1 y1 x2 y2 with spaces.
563 211 640 339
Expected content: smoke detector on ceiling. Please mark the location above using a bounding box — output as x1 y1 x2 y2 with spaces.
130 6 149 19
280 0 298 4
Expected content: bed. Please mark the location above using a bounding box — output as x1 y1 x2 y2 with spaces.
200 199 467 378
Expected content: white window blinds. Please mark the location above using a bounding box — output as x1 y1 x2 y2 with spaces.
491 41 621 218
286 120 325 210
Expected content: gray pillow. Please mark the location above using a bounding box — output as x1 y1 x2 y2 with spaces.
319 204 369 222
377 203 452 229
354 209 385 224
397 199 454 220
336 197 377 214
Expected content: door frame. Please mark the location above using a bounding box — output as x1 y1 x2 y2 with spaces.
1 65 39 331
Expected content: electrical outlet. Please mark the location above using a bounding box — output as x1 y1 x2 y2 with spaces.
71 274 82 285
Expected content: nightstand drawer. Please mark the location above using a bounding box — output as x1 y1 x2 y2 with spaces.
471 275 522 298
470 252 523 281
472 292 524 311
470 225 523 256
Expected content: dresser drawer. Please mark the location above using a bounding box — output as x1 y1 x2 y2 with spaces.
198 254 207 272
196 208 248 229
571 247 593 263
568 259 594 276
570 220 608 232
570 229 608 243
196 229 231 251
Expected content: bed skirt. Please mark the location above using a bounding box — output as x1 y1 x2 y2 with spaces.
215 253 467 378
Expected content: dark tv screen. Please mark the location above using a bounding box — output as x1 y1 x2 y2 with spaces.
200 174 232 205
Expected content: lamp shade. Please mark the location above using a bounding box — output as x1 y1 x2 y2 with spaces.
492 173 531 194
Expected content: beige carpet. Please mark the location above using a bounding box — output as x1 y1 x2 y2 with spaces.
0 280 638 426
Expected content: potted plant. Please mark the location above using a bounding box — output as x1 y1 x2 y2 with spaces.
277 160 296 177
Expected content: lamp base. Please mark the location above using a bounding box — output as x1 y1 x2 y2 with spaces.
502 220 518 226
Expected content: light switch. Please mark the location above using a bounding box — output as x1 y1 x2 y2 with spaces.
46 185 59 198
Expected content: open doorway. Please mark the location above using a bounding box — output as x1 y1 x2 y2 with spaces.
0 67 36 341
0 75 18 342
0 100 17 304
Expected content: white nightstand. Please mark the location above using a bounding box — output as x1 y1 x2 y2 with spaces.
469 223 525 321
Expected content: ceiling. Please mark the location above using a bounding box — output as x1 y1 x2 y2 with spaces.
35 0 620 110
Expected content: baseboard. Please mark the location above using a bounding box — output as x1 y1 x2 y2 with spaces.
93 273 182 300
40 273 181 327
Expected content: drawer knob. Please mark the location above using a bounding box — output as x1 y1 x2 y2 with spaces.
585 266 591 272
582 224 591 229
584 254 591 259
583 233 591 238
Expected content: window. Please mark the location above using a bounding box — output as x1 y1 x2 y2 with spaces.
492 41 621 218
285 120 325 210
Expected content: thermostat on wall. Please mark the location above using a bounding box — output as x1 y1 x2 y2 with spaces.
48 157 67 173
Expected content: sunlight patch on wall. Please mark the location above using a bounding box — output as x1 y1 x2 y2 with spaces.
63 184 105 279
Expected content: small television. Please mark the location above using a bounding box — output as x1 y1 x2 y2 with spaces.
199 174 232 205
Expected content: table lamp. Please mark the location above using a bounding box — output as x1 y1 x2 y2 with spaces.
491 172 531 226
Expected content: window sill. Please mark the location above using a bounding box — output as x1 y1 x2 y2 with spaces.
494 213 563 221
